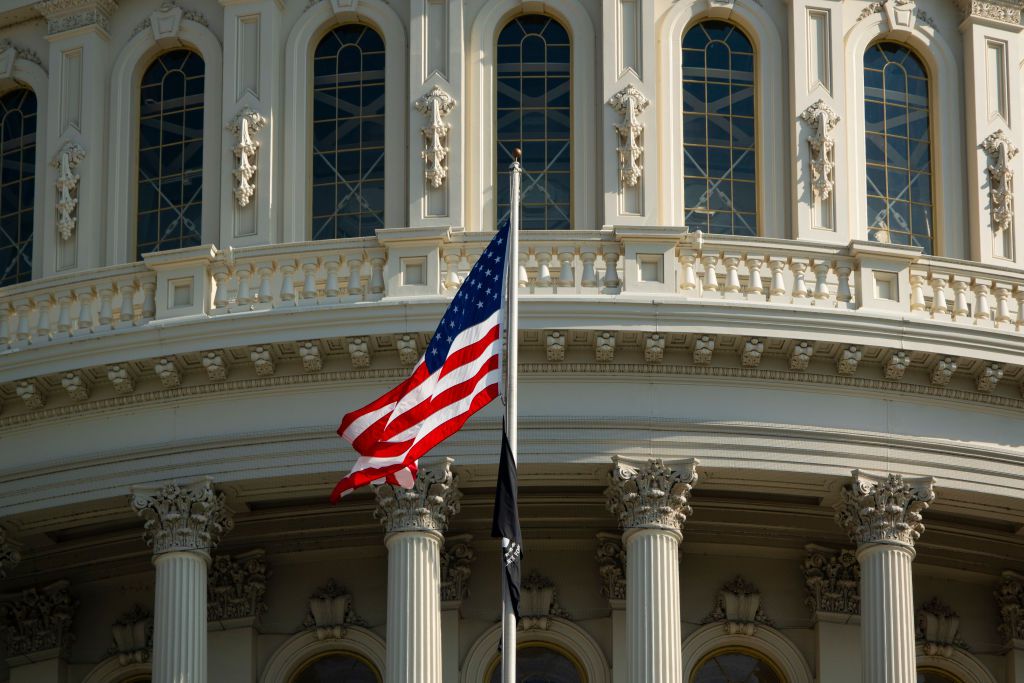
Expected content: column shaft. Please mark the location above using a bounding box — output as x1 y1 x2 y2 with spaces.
625 528 682 682
386 531 442 683
152 551 209 683
858 544 916 683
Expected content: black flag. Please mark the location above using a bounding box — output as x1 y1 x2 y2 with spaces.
491 424 522 619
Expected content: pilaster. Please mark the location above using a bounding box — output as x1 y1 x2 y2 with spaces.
440 534 474 683
219 0 284 247
374 459 460 683
996 570 1024 681
601 0 657 225
959 1 1024 263
34 0 116 275
207 549 268 682
605 456 698 683
803 545 861 683
835 470 934 683
596 532 627 683
131 478 233 683
0 580 77 683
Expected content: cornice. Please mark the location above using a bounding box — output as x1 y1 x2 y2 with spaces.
32 0 117 36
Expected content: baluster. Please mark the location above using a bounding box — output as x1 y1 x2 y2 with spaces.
517 248 529 287
97 283 115 327
442 250 461 293
257 263 275 303
0 303 10 346
74 287 94 332
951 280 970 320
1016 288 1024 331
369 255 386 295
14 299 31 341
722 256 741 293
769 258 787 298
602 248 621 289
929 275 949 316
117 278 138 324
140 278 157 320
835 264 853 304
557 248 574 287
973 281 991 321
581 249 598 287
34 294 53 339
301 260 319 300
235 264 254 305
212 264 231 309
701 255 719 292
909 274 926 312
679 253 698 292
994 283 1012 325
56 292 73 333
536 250 553 286
745 257 764 297
324 258 341 298
347 255 364 295
790 260 809 300
812 261 831 301
279 260 297 303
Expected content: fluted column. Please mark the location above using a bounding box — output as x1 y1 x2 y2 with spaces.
835 470 934 683
131 478 233 683
605 457 698 683
375 459 461 683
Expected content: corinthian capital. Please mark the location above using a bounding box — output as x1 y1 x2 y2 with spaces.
374 459 461 534
130 478 234 557
834 470 934 548
605 457 699 531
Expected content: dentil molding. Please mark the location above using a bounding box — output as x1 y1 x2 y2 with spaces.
834 470 935 548
130 478 234 557
374 458 460 534
605 456 699 531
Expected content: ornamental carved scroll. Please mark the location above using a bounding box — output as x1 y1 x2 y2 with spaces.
51 141 86 241
800 100 840 202
415 86 456 189
227 108 267 207
981 130 1018 235
608 84 650 188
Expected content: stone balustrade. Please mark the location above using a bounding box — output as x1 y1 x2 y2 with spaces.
3 230 1024 354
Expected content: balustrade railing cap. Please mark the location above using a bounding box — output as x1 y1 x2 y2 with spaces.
375 226 452 244
141 243 218 268
847 240 922 260
613 226 691 242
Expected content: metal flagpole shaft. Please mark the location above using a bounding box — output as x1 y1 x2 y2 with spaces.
502 150 522 683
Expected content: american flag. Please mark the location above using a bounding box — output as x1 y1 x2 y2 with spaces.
330 222 510 502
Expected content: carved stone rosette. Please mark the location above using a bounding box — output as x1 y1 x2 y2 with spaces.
995 570 1024 645
207 549 269 622
605 457 699 531
440 535 475 602
800 100 840 201
130 478 234 557
0 580 77 658
595 531 626 601
51 141 86 241
834 470 935 548
374 458 461 535
981 130 1018 235
0 527 21 580
415 86 456 189
227 108 267 207
803 545 860 616
608 84 650 187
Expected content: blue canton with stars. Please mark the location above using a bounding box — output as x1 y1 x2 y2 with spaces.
424 220 510 374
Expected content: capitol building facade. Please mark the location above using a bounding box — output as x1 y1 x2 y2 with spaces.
1 0 1024 681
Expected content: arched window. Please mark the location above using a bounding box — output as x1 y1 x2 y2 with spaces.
496 14 571 230
0 88 36 287
487 643 585 682
864 42 933 253
691 647 785 683
290 652 381 683
311 24 386 240
137 49 205 259
918 670 962 683
682 20 757 236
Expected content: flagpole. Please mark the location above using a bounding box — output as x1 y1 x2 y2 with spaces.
502 149 522 683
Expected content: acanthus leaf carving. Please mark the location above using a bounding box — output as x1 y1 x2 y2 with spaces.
605 457 698 531
800 100 840 202
961 0 1022 24
130 478 234 556
208 549 269 623
981 130 1018 236
34 0 118 36
595 532 626 601
996 570 1024 645
374 458 460 534
414 86 456 189
701 576 774 635
51 141 86 241
802 545 859 616
0 580 77 658
834 470 935 547
440 534 475 602
608 84 650 188
519 571 570 630
227 108 267 208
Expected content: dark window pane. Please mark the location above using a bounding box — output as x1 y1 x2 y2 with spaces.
693 649 783 683
0 88 36 286
293 654 380 683
489 645 583 683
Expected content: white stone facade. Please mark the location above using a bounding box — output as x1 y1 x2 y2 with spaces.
1 0 1024 681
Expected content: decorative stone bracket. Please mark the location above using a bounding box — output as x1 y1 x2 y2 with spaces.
917 597 968 656
227 108 267 208
51 141 86 241
981 130 1018 235
800 100 840 202
303 579 366 640
519 571 570 630
111 605 152 664
608 84 650 188
415 86 456 189
702 576 773 635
